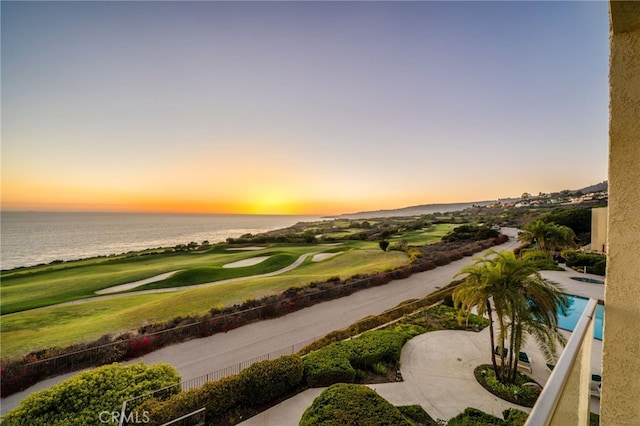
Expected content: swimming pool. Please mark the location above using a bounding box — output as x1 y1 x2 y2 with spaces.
558 295 604 340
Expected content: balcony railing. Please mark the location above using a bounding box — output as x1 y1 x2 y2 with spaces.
526 298 599 426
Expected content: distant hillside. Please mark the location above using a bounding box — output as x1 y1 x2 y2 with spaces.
576 181 608 194
329 200 499 219
330 181 606 220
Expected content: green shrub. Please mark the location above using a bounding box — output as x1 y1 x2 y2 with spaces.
238 354 303 406
447 407 505 425
300 383 411 426
474 365 540 407
446 407 528 426
397 405 437 425
303 344 356 387
2 363 180 426
503 408 529 426
303 330 410 387
142 355 303 425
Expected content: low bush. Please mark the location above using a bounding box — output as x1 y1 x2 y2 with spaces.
397 405 438 425
140 355 303 425
303 329 411 387
474 365 540 407
299 383 411 426
1 363 180 426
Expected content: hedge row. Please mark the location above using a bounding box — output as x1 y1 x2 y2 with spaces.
1 235 507 397
303 329 416 387
561 249 606 276
137 355 303 425
297 283 460 356
2 363 180 426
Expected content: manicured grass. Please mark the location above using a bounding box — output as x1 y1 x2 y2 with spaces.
0 249 409 357
1 222 458 357
388 223 456 246
129 252 299 291
0 246 313 314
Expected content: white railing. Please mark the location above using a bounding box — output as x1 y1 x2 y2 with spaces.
526 298 599 426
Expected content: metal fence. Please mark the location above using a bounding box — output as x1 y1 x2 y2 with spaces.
120 337 318 426
159 408 205 426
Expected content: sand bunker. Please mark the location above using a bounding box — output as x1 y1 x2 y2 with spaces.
312 252 343 262
226 246 266 251
223 256 271 268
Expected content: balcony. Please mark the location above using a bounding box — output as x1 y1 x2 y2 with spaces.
526 298 599 425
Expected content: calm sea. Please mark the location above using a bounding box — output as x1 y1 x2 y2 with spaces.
0 211 321 270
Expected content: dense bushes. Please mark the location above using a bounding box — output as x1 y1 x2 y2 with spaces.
304 329 417 387
447 407 528 426
299 383 412 426
561 249 607 275
1 363 180 426
442 225 499 242
139 355 303 425
474 365 540 407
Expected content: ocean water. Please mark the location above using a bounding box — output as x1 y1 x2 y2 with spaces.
0 211 320 270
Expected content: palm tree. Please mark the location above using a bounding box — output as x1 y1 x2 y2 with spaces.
517 220 575 256
453 249 569 384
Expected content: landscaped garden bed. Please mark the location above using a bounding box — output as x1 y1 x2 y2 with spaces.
474 365 541 407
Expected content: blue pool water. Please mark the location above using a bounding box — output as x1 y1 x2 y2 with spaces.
558 295 604 340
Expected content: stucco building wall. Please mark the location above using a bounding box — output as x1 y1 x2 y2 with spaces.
601 2 640 424
590 207 608 254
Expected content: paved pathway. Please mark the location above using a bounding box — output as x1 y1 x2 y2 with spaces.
238 259 606 425
2 231 521 414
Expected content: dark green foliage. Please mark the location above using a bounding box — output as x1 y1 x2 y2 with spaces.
502 408 529 426
445 407 528 426
304 330 408 387
2 363 180 426
398 405 438 425
299 383 412 426
446 408 506 426
562 250 607 275
474 365 540 407
239 354 304 406
304 330 411 387
442 225 499 242
141 355 303 425
543 208 592 234
379 240 390 251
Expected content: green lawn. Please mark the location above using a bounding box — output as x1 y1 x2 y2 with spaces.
0 223 462 357
0 248 408 357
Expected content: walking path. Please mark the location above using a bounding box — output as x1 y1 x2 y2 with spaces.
238 259 606 425
1 232 520 414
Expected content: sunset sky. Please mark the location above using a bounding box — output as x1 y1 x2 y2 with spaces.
2 1 609 215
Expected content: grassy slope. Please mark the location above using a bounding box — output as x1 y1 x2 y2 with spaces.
0 246 312 314
1 248 408 357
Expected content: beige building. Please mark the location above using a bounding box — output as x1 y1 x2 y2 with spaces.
590 207 608 254
527 2 640 425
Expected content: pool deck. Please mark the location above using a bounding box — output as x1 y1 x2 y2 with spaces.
240 266 605 425
540 265 605 302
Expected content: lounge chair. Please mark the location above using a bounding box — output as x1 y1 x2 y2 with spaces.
590 374 602 397
517 351 533 373
494 346 508 362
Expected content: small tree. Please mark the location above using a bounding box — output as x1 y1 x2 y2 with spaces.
379 240 390 252
453 250 568 384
